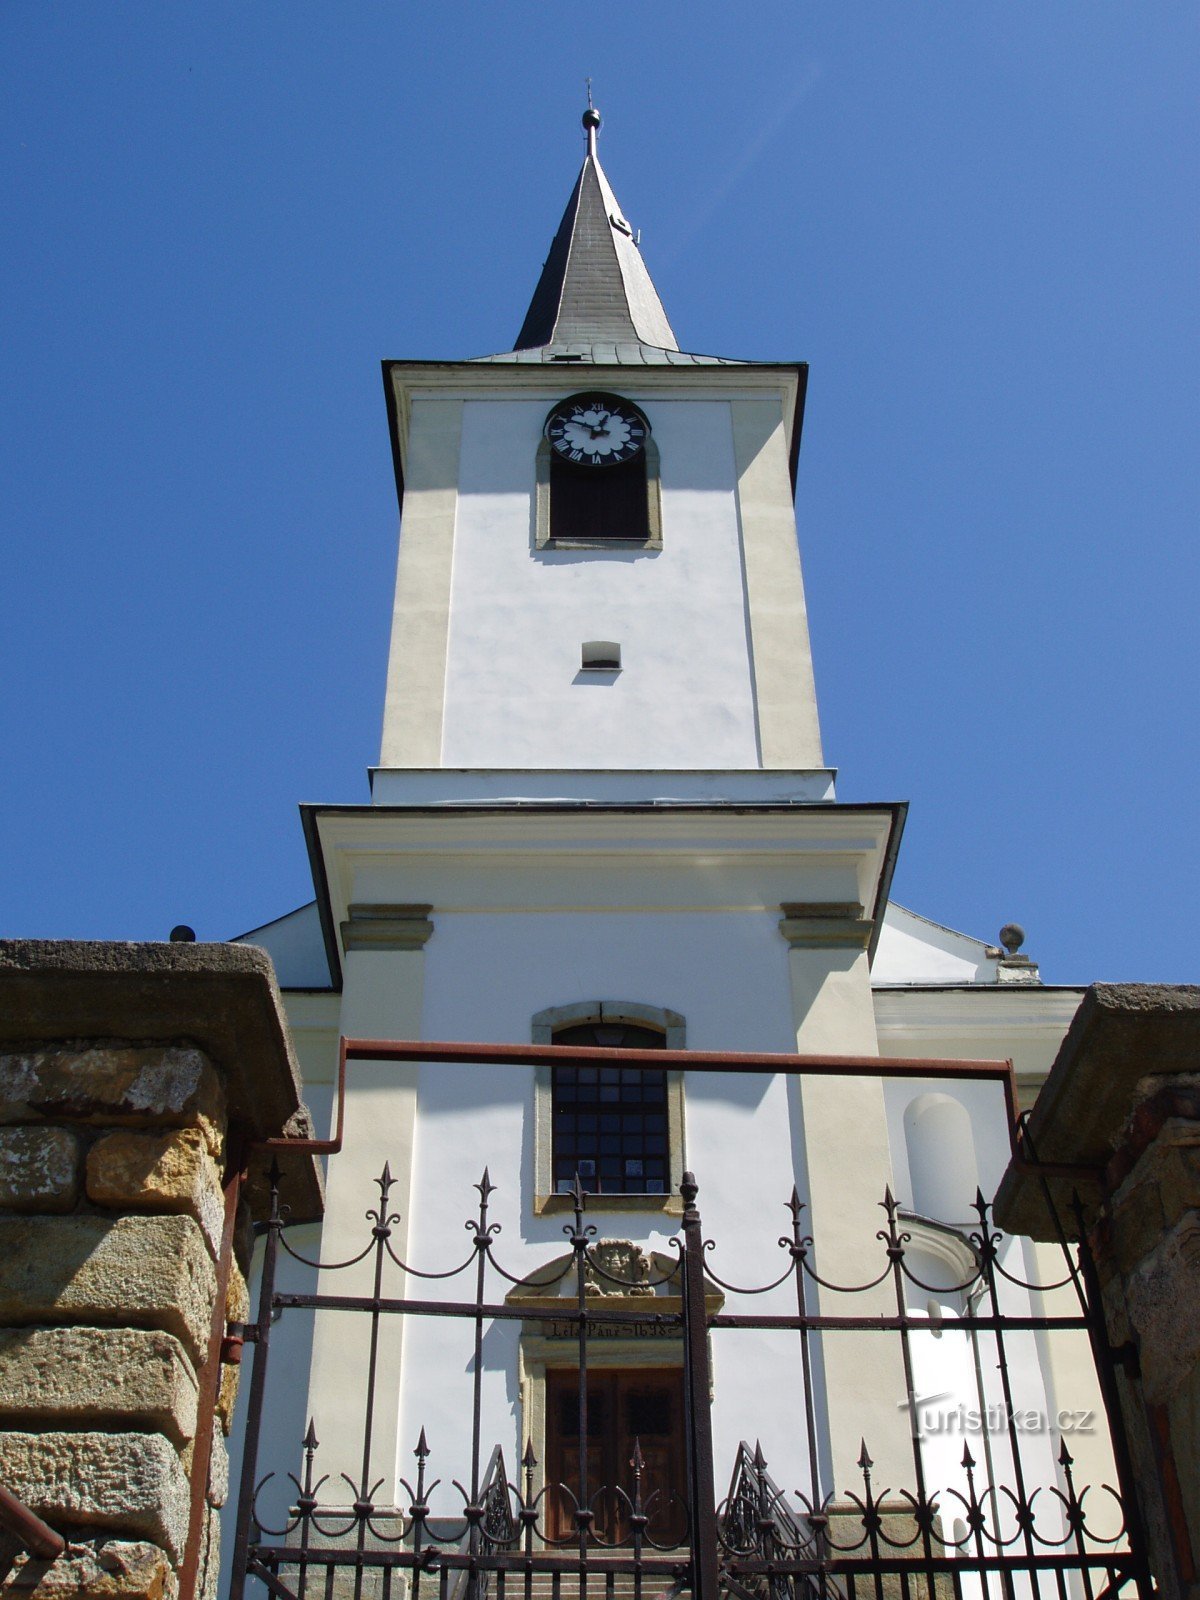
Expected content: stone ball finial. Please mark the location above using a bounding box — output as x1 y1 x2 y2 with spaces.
169 925 196 943
582 106 601 133
998 923 1025 956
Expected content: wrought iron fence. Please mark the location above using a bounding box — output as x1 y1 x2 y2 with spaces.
229 1135 1151 1600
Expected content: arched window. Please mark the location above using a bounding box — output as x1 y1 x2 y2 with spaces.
550 1019 668 1195
535 393 663 549
532 1001 685 1212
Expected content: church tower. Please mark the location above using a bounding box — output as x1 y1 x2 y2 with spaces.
376 105 825 785
232 108 1100 1580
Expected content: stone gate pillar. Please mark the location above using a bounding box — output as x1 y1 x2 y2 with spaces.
0 940 322 1600
996 983 1200 1600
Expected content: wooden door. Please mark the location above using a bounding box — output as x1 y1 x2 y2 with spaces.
545 1368 687 1546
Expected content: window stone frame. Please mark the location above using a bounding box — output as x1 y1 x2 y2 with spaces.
532 1000 685 1215
534 435 663 551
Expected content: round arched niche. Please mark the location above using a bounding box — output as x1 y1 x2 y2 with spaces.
903 1092 979 1225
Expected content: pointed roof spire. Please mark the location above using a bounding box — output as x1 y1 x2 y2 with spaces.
513 105 679 355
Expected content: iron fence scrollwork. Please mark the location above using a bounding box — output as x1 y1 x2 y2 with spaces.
230 1124 1153 1600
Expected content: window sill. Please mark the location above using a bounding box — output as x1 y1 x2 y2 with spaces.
534 1191 684 1217
537 536 663 552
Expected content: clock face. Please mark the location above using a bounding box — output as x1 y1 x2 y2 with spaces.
545 393 647 467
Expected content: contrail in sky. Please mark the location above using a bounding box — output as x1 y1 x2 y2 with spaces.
656 62 824 268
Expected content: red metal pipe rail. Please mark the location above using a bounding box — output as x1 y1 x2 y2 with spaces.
260 1036 1029 1161
0 1483 65 1562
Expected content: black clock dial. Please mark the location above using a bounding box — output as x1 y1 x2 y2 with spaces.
545 393 648 467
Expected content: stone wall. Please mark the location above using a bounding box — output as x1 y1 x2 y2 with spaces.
1090 1077 1200 1599
0 942 322 1600
995 983 1200 1600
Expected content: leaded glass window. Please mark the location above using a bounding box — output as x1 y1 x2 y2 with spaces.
551 1022 668 1195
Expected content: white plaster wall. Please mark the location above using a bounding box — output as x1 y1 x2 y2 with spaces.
393 906 828 1508
235 900 332 989
440 399 760 768
883 1077 1074 1540
871 904 995 986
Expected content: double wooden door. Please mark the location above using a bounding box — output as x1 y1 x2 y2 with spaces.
545 1368 687 1546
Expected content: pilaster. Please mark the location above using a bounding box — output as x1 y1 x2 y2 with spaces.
780 905 912 1495
731 399 823 769
379 397 463 768
305 907 434 1506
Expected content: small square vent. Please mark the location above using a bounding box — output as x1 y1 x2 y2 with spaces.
581 641 621 671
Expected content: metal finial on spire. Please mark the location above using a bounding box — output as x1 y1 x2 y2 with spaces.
582 83 601 158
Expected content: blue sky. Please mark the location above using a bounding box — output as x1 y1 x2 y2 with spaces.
2 5 1196 983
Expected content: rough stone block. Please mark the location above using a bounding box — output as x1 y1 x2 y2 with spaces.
0 1539 176 1598
0 1432 189 1562
0 1214 216 1364
1146 1123 1200 1221
216 1357 240 1435
206 1426 229 1509
196 1508 220 1600
227 1258 249 1325
1166 1367 1200 1569
1124 1209 1200 1403
86 1128 225 1255
1109 1174 1166 1276
1099 1265 1131 1347
0 1047 224 1150
0 1326 198 1446
0 1128 79 1213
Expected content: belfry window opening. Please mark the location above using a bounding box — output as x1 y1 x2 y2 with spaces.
536 391 662 548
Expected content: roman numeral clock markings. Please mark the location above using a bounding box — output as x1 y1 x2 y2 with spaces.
544 392 649 472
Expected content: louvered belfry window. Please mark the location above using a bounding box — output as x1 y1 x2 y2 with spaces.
550 452 650 541
551 1021 668 1194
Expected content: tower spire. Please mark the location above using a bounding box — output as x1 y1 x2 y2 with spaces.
513 106 678 355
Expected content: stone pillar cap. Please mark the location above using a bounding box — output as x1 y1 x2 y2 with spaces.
994 982 1200 1239
0 940 323 1222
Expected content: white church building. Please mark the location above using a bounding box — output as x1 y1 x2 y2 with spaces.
227 109 1133 1599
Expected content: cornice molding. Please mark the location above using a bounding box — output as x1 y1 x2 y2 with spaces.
872 987 1084 1034
340 902 435 953
779 901 874 950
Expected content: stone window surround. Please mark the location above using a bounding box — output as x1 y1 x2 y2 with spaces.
534 434 664 551
532 1000 685 1216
